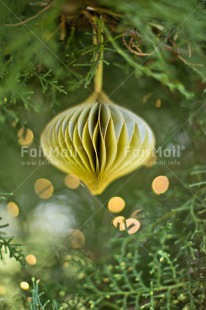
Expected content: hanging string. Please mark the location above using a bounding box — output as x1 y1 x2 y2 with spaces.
92 15 104 94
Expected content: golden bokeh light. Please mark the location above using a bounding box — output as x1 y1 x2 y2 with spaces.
125 218 141 235
69 229 85 249
34 178 53 199
26 254 37 266
112 216 125 231
0 285 7 295
18 128 34 146
20 282 30 290
108 196 125 213
7 201 19 217
64 174 80 190
152 175 169 195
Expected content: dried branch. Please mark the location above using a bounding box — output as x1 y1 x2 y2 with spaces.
164 42 203 67
123 35 204 68
122 37 153 56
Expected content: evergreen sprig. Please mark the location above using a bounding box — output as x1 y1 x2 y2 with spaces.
0 217 24 265
23 184 205 309
0 0 206 124
27 278 51 310
63 183 206 309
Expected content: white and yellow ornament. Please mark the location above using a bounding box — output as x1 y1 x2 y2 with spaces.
41 91 155 194
40 17 155 195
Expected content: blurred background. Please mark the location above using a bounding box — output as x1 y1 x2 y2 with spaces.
0 0 206 309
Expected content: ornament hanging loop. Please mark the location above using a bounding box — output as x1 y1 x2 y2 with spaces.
92 15 104 94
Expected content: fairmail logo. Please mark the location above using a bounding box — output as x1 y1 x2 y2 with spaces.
124 145 185 158
21 144 185 159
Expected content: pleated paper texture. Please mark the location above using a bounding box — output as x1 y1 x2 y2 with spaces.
41 92 155 194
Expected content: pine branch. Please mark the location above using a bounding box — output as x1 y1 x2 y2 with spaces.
34 70 68 94
64 182 206 309
104 26 194 100
0 217 25 265
27 278 51 310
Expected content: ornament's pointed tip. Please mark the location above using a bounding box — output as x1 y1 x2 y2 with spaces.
86 183 106 196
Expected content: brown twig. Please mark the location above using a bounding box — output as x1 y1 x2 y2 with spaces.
177 55 204 67
122 37 153 56
1 2 53 27
164 42 203 67
123 35 204 68
163 43 186 56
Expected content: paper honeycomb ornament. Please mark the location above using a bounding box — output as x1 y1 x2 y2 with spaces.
41 91 155 195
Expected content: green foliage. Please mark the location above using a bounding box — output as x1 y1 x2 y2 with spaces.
27 278 54 310
17 170 206 309
63 185 206 309
0 1 206 310
35 70 68 95
0 217 24 265
0 0 206 125
26 277 87 310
